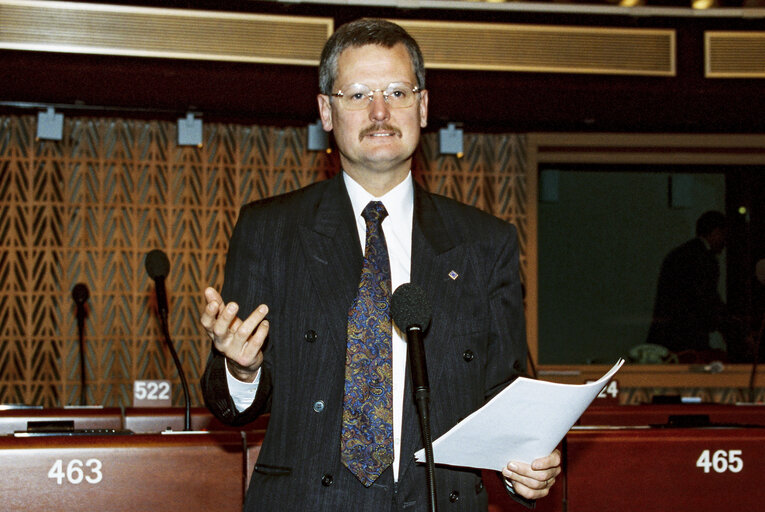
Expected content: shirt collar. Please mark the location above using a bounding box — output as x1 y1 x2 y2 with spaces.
343 171 414 224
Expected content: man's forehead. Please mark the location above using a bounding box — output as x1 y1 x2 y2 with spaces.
337 43 412 65
335 43 415 81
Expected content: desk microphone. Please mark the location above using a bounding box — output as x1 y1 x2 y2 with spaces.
391 283 436 512
145 249 170 318
72 283 89 309
144 250 191 430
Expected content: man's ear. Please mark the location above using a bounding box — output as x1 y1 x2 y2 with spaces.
317 94 333 131
418 89 429 129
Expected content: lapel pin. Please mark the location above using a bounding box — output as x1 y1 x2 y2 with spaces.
448 270 459 280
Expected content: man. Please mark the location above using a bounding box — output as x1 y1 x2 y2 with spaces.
200 18 560 511
647 210 728 361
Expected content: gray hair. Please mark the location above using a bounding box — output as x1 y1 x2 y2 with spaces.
318 18 426 95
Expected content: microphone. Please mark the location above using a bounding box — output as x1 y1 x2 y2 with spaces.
391 283 436 512
143 249 191 430
72 283 90 406
145 249 170 318
72 282 90 305
72 282 89 328
391 282 432 398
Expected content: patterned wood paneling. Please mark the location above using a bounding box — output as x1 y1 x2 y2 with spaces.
0 115 528 407
415 132 529 284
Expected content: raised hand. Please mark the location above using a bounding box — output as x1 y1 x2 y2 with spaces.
200 286 269 382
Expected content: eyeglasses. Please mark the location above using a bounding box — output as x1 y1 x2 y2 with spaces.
330 82 421 111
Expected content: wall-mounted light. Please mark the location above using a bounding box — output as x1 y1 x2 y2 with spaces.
177 112 202 147
36 107 64 141
307 119 330 152
439 122 463 157
692 0 716 8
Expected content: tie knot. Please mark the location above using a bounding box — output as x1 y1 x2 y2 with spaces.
362 201 388 225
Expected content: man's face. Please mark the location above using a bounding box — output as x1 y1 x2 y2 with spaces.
317 43 428 190
708 227 726 254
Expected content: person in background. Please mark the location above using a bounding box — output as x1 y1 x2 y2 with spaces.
199 18 560 511
647 210 729 362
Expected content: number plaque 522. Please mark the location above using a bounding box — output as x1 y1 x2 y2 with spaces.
133 380 172 407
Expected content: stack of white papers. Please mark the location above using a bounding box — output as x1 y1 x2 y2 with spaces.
415 359 624 470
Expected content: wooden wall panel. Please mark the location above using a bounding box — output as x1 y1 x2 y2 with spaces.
0 114 528 408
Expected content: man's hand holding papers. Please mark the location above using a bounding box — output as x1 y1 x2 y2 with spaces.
414 359 625 500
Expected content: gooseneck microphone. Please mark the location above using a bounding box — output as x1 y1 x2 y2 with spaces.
145 249 170 318
391 283 436 512
72 283 90 405
144 249 191 431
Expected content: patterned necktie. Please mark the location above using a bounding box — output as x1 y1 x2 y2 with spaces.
341 201 393 487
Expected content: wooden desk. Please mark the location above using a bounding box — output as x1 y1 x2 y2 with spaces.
566 426 765 511
0 407 123 434
0 432 245 511
578 403 765 427
123 407 270 433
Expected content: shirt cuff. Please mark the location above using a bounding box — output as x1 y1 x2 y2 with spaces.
224 359 261 412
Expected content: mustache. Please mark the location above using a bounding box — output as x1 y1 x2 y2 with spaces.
358 123 401 141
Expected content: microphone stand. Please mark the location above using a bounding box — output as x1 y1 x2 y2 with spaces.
155 277 192 431
748 312 764 403
526 341 538 379
76 303 87 406
409 326 437 512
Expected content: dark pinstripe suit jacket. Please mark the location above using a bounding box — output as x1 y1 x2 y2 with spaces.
201 172 528 511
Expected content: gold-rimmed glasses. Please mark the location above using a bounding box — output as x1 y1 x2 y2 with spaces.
330 82 421 110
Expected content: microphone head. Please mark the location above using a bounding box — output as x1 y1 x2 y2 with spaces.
391 283 432 332
72 283 90 304
145 249 170 279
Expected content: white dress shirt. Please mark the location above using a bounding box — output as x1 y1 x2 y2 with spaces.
226 171 414 481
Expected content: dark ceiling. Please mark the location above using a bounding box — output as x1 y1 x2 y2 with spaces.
1 0 764 133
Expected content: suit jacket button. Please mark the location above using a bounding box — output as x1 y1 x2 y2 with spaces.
462 350 474 362
304 330 318 342
449 491 460 502
321 474 334 486
313 400 325 413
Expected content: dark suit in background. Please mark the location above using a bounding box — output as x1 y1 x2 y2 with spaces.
201 172 526 511
647 236 726 356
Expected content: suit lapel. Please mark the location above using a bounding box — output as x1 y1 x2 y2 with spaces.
298 174 362 355
399 186 468 481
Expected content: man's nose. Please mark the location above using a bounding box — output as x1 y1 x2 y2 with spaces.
368 91 390 121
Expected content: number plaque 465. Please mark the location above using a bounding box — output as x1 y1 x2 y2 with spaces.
696 449 744 474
